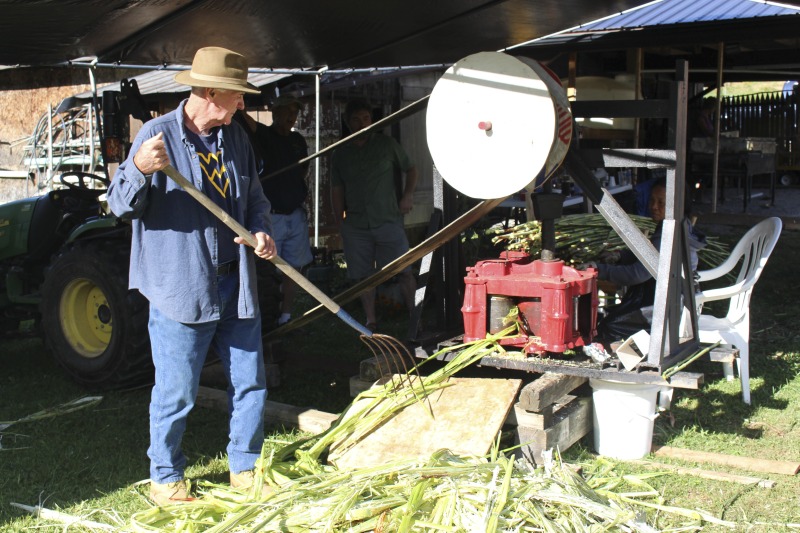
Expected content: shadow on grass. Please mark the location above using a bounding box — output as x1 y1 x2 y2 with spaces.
1 335 244 527
653 226 800 446
654 332 799 442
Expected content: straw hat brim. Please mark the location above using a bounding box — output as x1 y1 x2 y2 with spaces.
174 70 261 94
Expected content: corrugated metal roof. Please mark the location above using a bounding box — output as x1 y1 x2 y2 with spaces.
92 69 295 96
56 69 296 113
573 0 799 31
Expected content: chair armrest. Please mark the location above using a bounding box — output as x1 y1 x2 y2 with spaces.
697 253 740 282
695 278 753 305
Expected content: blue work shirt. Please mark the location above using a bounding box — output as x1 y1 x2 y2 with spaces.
107 100 272 324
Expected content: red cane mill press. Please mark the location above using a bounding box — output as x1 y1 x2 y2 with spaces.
426 52 599 355
462 251 598 354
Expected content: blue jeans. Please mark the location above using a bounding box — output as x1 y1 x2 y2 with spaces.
147 272 266 483
272 208 314 269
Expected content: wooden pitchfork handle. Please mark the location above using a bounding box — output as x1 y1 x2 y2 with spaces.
161 164 372 337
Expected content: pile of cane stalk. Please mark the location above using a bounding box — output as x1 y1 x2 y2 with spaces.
488 213 730 270
130 328 734 532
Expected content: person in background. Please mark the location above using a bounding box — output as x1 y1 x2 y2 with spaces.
331 98 418 333
582 178 706 342
236 96 313 327
107 46 275 506
695 97 717 138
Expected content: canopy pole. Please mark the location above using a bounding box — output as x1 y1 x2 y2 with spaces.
46 103 53 189
88 62 110 182
634 47 643 186
634 47 642 150
313 67 327 247
711 42 724 213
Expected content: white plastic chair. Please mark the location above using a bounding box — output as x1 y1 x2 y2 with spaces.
695 217 782 405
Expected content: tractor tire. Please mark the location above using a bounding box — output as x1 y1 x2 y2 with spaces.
40 240 152 390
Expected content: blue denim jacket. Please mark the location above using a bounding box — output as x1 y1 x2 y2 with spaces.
107 100 272 323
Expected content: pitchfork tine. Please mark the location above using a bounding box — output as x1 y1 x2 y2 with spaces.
361 334 404 391
360 334 429 408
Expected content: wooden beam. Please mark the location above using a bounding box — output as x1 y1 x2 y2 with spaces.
196 386 338 435
633 460 775 488
653 446 800 476
518 373 586 412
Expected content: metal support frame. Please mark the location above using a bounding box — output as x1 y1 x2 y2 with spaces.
564 60 700 372
409 61 703 378
413 64 705 382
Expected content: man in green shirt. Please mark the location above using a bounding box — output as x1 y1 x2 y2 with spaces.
331 99 418 332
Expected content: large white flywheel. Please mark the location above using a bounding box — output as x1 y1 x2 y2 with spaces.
426 52 572 200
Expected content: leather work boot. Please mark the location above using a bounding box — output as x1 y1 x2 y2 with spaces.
149 479 194 506
230 469 274 497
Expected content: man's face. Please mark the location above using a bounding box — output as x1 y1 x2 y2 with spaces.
649 185 667 223
209 89 245 125
347 109 372 134
272 104 300 135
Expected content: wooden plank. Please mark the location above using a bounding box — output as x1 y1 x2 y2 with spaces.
506 403 554 430
196 386 338 434
518 373 587 412
633 460 775 488
666 372 703 389
506 394 581 430
515 396 592 465
329 377 522 470
653 446 800 476
708 346 738 363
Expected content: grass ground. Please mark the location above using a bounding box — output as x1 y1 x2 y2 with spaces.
1 219 799 531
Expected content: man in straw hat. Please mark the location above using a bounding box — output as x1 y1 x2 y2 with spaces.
107 46 276 505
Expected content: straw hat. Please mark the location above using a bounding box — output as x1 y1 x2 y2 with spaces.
174 47 260 94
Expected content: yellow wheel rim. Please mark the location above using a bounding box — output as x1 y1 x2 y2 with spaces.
59 278 113 358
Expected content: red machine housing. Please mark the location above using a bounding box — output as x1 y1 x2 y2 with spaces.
462 251 598 354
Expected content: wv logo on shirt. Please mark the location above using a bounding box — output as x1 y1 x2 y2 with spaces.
199 151 229 198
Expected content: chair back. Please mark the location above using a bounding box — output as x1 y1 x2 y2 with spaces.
700 217 782 323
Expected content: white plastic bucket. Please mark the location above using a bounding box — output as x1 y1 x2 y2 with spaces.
589 378 661 460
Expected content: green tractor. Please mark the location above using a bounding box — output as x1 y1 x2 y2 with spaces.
2 84 283 389
1 171 151 389
1 167 283 390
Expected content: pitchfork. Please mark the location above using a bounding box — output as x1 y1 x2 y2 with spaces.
162 165 418 390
